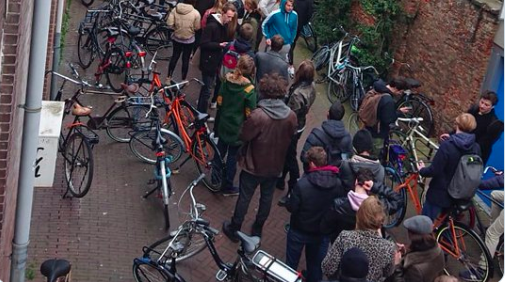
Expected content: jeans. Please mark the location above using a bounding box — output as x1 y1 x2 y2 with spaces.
215 139 240 188
286 228 329 282
422 200 443 221
197 73 215 113
168 41 194 80
277 132 302 194
230 170 277 235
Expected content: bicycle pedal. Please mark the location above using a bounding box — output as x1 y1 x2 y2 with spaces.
215 269 228 281
172 169 180 174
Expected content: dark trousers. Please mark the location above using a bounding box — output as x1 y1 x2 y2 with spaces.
192 30 202 55
212 76 221 103
197 73 216 113
231 170 277 235
215 139 240 189
168 41 194 80
286 228 329 282
422 200 443 221
277 132 302 194
288 28 302 65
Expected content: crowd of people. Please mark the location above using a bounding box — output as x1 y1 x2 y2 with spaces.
161 0 504 281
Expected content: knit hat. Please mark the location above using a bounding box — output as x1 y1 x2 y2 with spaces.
403 215 433 235
352 129 374 154
341 247 369 279
328 101 345 120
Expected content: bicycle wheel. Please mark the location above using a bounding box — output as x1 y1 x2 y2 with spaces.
346 112 360 137
106 105 151 143
105 47 128 93
436 222 492 281
350 83 364 112
387 129 413 171
132 259 173 282
129 128 184 164
145 27 173 60
303 23 317 53
147 229 207 263
327 80 346 104
397 97 434 137
64 132 94 198
383 166 407 229
192 134 223 192
311 46 329 72
77 28 95 69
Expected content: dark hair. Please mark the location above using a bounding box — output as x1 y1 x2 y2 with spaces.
239 23 254 41
481 90 499 106
259 73 288 99
244 0 258 11
408 231 437 252
222 3 237 39
356 168 374 186
184 0 196 6
270 35 284 52
293 60 315 85
389 76 408 91
306 146 327 167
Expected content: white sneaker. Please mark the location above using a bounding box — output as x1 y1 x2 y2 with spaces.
210 102 217 109
207 117 215 123
288 66 295 78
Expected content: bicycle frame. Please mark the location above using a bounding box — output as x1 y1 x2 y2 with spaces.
396 117 439 162
393 173 423 215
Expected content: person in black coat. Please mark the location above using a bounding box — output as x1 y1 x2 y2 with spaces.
287 0 313 68
193 0 215 54
197 3 237 113
418 113 481 220
285 146 341 282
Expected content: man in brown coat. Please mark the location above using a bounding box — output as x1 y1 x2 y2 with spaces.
223 73 298 241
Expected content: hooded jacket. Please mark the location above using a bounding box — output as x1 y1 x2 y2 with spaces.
300 120 353 168
387 245 445 282
231 36 254 58
286 166 341 235
261 0 298 44
339 154 385 190
199 14 231 74
238 99 297 177
254 50 289 86
286 81 316 132
167 3 201 41
215 73 257 146
467 104 501 164
420 132 481 208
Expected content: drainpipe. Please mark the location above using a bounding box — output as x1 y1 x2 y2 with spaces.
10 1 52 281
50 0 65 100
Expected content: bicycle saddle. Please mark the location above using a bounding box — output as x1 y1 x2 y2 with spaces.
72 103 92 116
196 112 210 122
454 200 472 212
121 83 139 94
236 231 260 254
128 26 141 37
105 27 120 37
40 259 71 282
404 78 421 89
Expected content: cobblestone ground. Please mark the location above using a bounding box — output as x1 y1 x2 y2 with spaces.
27 1 502 281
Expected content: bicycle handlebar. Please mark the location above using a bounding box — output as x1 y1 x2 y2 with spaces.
397 117 424 123
345 64 378 75
47 63 92 87
483 166 502 175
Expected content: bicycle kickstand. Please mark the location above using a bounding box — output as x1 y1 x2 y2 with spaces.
143 180 161 199
173 155 192 174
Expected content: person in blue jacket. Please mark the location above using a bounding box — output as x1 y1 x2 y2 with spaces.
261 0 298 77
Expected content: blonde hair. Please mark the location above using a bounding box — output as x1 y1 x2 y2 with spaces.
356 196 385 231
231 55 255 80
455 113 477 133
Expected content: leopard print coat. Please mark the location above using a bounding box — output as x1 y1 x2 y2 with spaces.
321 229 396 282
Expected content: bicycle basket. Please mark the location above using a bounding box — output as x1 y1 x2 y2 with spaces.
251 250 303 282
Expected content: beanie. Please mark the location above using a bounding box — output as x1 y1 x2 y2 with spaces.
329 101 345 121
352 129 374 154
341 247 369 279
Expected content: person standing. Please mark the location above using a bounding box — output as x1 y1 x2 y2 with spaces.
222 73 297 241
254 35 289 86
165 0 201 82
213 55 257 196
261 0 298 77
284 146 340 282
193 0 215 54
242 0 262 52
287 0 313 74
197 3 237 113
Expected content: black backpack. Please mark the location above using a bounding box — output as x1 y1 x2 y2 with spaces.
311 128 344 166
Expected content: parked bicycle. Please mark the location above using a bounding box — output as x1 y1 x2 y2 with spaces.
132 173 303 282
300 14 317 53
40 258 72 282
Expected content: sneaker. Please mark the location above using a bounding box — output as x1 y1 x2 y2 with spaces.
222 220 240 242
207 117 215 123
277 195 289 207
459 267 485 281
210 102 217 109
221 186 239 196
288 65 295 79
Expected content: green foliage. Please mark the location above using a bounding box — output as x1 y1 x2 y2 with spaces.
60 0 73 63
314 0 404 76
25 263 36 280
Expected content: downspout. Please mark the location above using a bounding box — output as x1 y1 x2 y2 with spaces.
50 0 65 100
10 0 52 281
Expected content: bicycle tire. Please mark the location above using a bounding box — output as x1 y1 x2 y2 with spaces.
192 134 223 192
387 129 413 172
147 229 207 263
132 259 175 282
64 132 94 198
77 28 95 69
129 128 184 164
105 47 128 93
383 166 407 229
346 112 360 137
311 46 329 72
436 222 492 281
397 96 434 137
145 26 173 60
327 80 346 104
106 105 151 143
350 83 364 112
303 24 317 53
81 0 94 7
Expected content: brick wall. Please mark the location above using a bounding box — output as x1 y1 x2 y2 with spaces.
0 0 34 279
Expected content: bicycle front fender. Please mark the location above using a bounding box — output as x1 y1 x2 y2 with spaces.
161 128 186 152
